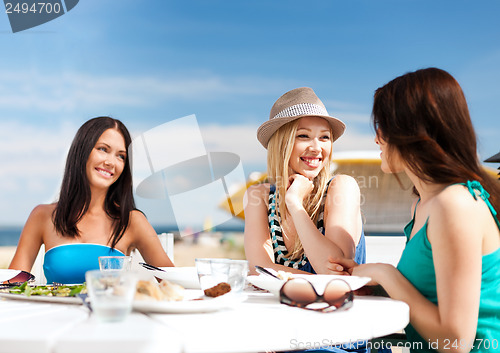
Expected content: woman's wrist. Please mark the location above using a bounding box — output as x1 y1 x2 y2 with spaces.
372 263 395 289
285 198 304 214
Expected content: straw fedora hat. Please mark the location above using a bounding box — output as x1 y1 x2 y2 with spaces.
257 87 346 148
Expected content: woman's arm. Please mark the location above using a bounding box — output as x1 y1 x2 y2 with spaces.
244 184 310 275
9 205 47 272
344 189 483 353
129 210 174 267
407 189 481 352
286 174 361 273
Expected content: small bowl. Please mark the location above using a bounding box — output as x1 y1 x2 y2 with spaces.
155 267 200 289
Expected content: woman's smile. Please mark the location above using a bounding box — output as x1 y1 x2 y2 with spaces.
95 167 114 178
289 116 332 179
300 156 322 168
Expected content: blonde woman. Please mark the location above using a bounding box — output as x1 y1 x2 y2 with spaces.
244 87 366 275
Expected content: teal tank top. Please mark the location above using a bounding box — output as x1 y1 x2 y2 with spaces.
397 181 500 352
43 244 125 284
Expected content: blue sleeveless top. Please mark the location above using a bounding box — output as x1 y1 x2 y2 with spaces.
43 244 125 284
267 179 367 274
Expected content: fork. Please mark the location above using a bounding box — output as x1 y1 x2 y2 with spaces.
52 282 92 314
77 293 93 313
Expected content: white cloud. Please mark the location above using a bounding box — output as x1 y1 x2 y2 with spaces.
335 128 378 152
0 69 379 225
201 124 266 167
0 121 75 223
0 121 74 178
0 70 293 113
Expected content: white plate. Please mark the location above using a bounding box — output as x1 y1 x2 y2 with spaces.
133 290 247 313
151 267 200 289
0 289 247 313
247 274 371 297
0 291 82 304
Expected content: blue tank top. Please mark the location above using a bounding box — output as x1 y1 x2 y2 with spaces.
43 244 125 284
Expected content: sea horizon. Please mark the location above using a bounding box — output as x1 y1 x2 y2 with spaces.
0 223 247 247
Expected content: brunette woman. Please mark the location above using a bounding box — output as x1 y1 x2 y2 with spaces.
10 117 174 284
332 68 500 353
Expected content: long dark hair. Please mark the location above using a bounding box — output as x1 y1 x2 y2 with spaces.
52 116 135 248
372 67 500 212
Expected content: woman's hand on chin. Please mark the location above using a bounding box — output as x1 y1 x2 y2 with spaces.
285 174 314 209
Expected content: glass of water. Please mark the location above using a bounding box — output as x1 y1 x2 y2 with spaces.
98 256 132 271
85 270 137 322
195 258 248 293
227 259 249 292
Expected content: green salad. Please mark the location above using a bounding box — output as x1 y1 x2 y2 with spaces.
7 282 86 297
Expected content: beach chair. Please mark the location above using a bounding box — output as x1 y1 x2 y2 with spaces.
32 244 47 285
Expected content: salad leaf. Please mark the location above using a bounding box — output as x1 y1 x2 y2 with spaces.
7 283 87 297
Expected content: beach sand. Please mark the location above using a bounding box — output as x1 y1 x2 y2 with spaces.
0 232 246 269
0 246 15 269
1 233 405 268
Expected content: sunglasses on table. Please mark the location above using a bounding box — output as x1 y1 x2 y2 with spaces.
279 278 353 313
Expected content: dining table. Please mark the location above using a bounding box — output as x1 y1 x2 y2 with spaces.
0 285 409 353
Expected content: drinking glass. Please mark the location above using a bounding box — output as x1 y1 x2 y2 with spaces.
98 256 132 271
195 258 248 292
85 270 137 322
195 258 230 290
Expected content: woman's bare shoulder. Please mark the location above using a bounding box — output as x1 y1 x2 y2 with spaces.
330 174 359 187
328 174 360 194
430 184 491 236
433 184 481 214
128 209 151 227
30 203 57 220
244 183 271 211
124 210 156 244
245 183 271 199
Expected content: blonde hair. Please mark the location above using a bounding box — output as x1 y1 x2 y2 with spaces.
266 119 333 260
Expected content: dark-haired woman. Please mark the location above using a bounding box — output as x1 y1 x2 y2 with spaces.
10 117 174 284
331 68 500 353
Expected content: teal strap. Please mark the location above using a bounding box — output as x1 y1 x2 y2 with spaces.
412 198 421 219
465 180 500 228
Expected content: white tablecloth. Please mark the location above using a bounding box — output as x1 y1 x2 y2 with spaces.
0 290 409 353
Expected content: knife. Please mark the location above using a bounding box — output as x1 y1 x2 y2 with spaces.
139 262 166 272
255 265 281 280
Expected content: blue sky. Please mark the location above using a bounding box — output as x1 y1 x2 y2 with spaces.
1 0 499 229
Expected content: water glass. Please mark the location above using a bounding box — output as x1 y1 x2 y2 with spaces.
195 258 248 292
228 260 249 292
195 258 230 290
98 256 132 271
85 270 137 322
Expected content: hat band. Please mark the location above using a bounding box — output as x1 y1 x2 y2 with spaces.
273 103 328 120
